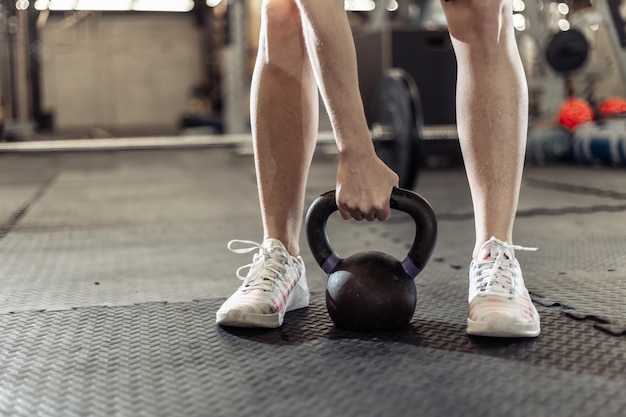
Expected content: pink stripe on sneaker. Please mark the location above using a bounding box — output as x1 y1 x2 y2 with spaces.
272 269 300 312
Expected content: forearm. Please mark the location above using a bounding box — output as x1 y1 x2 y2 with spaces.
296 0 374 155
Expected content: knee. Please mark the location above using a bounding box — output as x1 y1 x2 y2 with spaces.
261 0 301 43
444 0 513 46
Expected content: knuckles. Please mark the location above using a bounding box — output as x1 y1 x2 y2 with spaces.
337 197 390 221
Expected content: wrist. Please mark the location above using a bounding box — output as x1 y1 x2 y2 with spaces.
336 135 376 160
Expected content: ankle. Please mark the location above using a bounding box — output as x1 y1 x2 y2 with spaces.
265 236 299 257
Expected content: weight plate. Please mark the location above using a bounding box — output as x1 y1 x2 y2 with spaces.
545 28 589 73
371 68 423 190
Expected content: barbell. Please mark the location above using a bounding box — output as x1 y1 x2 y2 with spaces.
177 68 425 190
2 73 426 193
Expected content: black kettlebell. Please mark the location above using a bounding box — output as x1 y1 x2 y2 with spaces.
305 187 437 332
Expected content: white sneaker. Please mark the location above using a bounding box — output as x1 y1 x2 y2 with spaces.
467 237 541 337
216 238 310 328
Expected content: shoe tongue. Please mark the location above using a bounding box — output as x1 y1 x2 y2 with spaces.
262 238 288 257
478 238 512 261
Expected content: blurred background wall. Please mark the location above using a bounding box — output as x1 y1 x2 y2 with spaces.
39 12 203 136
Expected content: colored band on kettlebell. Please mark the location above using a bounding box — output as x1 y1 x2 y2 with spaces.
401 257 422 278
322 252 342 274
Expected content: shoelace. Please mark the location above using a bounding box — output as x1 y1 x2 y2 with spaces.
227 240 290 292
474 242 537 296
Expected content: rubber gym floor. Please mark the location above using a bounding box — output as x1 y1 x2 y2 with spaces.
0 143 624 417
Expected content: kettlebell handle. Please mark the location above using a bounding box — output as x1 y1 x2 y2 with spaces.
305 187 437 278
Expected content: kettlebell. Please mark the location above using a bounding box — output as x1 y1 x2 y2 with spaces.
305 187 437 332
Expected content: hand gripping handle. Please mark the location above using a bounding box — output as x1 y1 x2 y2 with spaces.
305 187 438 278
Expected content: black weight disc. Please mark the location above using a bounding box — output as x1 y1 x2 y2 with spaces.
371 69 423 190
545 28 589 73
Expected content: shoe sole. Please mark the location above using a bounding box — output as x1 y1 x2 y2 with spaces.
466 318 540 338
216 274 310 328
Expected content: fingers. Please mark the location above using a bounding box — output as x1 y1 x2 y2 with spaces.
364 211 377 221
337 201 389 222
338 204 352 220
375 205 391 221
338 203 363 221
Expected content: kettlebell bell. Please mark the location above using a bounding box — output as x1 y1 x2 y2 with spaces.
305 187 437 332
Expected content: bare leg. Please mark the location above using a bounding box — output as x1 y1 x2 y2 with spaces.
441 0 528 258
252 0 318 256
